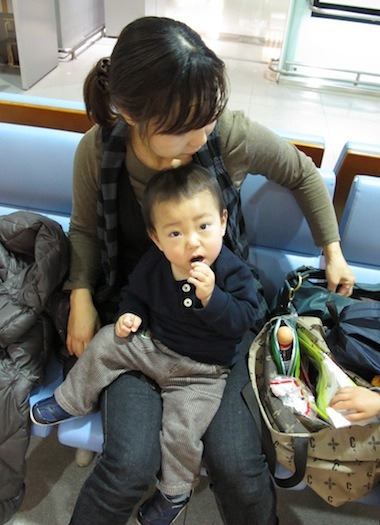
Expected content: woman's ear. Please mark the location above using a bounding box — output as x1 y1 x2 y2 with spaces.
119 109 136 127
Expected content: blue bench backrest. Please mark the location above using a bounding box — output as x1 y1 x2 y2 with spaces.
0 123 83 231
241 169 336 303
339 174 380 283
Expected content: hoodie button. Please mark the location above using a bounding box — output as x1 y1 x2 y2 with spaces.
183 298 193 308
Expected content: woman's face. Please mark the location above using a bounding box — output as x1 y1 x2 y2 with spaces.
148 121 216 160
121 107 217 162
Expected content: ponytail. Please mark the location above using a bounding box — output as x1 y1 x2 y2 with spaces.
83 58 118 128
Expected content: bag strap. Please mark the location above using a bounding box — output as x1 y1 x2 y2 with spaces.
326 301 340 326
273 266 326 315
241 381 309 488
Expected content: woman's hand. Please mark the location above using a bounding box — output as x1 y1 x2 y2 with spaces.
323 241 355 296
66 288 101 358
330 386 380 422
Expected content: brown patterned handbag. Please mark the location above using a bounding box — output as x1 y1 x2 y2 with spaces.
245 315 380 507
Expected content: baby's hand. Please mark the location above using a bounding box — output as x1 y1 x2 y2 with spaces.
115 313 142 338
188 262 215 306
329 386 380 422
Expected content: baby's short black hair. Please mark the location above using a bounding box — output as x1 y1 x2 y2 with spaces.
142 164 226 231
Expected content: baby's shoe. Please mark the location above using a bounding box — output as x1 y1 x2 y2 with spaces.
30 395 74 426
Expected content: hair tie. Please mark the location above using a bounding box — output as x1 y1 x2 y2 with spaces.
96 58 111 94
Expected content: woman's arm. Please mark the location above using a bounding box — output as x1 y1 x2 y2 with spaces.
219 109 355 293
64 126 103 293
64 126 104 355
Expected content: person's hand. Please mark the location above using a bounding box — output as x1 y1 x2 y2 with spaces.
66 288 101 358
188 261 215 306
323 241 355 296
115 313 142 338
330 386 380 422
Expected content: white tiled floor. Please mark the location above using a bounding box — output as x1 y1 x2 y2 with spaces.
2 25 380 525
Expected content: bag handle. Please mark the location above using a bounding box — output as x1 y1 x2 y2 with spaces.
242 382 309 488
275 267 380 318
274 266 325 315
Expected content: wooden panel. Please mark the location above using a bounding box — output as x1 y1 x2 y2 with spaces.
334 151 380 222
288 140 324 168
0 100 93 132
0 100 324 165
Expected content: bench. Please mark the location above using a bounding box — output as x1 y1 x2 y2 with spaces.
333 140 380 222
0 94 325 165
1 121 378 505
0 93 91 133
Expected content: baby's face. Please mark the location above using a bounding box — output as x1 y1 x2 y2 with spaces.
149 189 227 280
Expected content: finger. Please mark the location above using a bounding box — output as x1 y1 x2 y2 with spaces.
331 389 353 401
191 265 212 279
116 327 129 338
337 282 354 297
73 340 85 358
191 262 210 276
329 399 347 410
122 315 135 328
66 335 74 356
345 411 365 422
131 318 141 332
330 393 354 407
189 273 206 283
191 261 208 269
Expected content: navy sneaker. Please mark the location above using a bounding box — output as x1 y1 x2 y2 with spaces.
136 489 191 525
30 396 75 426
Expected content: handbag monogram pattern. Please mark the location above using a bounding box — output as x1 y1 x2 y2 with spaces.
248 315 380 507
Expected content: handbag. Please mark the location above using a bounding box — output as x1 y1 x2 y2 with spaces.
243 315 380 507
272 266 380 323
272 266 380 381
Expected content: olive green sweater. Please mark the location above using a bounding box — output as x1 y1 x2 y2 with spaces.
65 108 339 292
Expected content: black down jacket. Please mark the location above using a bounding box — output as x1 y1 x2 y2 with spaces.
0 212 70 525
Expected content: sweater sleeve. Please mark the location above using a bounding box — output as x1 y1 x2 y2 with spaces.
117 287 149 329
193 251 261 338
116 253 152 327
218 108 340 247
63 125 103 292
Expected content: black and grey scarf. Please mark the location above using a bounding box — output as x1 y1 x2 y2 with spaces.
96 120 262 313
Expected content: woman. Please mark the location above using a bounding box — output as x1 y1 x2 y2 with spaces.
64 16 355 525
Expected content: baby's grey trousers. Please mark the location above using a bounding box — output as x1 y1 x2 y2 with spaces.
55 324 229 495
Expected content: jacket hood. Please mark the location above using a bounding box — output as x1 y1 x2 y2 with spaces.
0 212 70 345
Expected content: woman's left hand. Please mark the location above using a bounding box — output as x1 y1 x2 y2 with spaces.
323 241 355 296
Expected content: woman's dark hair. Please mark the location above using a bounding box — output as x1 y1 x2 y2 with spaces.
84 16 228 131
142 164 226 232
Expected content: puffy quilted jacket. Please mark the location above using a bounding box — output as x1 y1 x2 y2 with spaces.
0 212 70 524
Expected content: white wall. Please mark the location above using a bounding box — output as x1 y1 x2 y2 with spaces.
55 0 105 50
